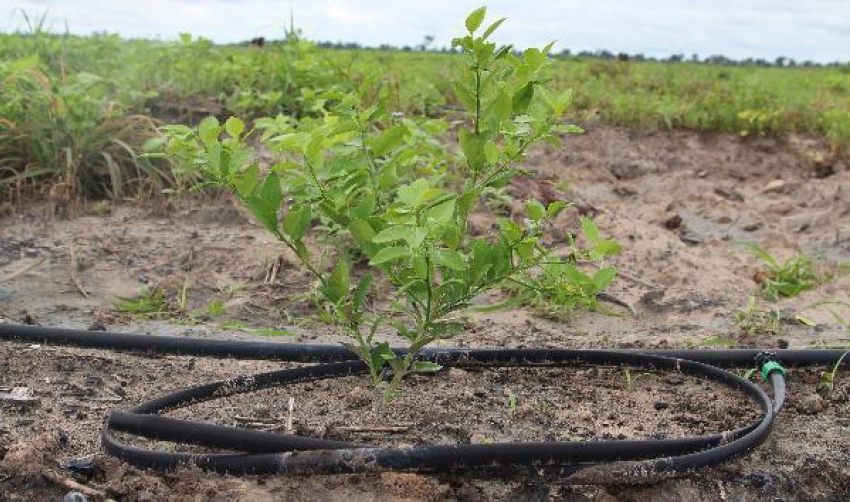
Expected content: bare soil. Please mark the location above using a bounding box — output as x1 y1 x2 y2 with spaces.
1 126 849 500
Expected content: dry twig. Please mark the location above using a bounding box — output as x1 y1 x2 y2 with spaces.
67 241 90 298
0 256 47 282
41 470 114 501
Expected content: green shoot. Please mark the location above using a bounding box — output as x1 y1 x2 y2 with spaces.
733 296 784 336
817 351 849 396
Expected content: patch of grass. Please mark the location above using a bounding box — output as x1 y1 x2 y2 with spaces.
733 296 784 336
742 243 820 301
0 58 172 199
114 287 172 319
702 334 740 348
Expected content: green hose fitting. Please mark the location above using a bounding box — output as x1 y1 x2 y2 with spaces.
760 360 787 380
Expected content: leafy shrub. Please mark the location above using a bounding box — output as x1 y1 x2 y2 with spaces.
160 8 618 403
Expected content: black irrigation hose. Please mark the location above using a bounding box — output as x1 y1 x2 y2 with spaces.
0 323 841 482
1 323 847 366
100 351 785 481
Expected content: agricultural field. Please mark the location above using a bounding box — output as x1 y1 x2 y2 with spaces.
1 7 849 501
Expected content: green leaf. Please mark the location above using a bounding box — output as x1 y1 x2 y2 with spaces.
412 362 443 373
350 193 376 219
352 274 373 310
224 117 245 139
433 249 466 271
547 201 568 218
512 82 535 115
322 260 350 303
581 216 601 243
370 342 396 371
370 125 408 157
592 267 617 290
305 134 324 168
282 205 312 240
483 142 500 165
425 198 456 225
373 226 427 248
525 200 546 221
499 218 523 243
370 246 409 266
470 239 494 283
590 240 622 260
246 173 281 233
459 128 485 170
465 7 487 33
481 17 506 39
232 163 259 198
396 179 441 208
198 116 220 145
348 217 376 246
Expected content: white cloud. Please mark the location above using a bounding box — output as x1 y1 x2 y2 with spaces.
2 0 848 62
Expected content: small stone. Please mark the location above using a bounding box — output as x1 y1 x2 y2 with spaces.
654 401 669 410
469 431 494 444
346 386 372 408
0 387 39 405
448 368 469 379
664 214 682 230
679 231 703 245
767 202 795 215
87 320 106 331
613 186 638 197
696 170 709 178
742 221 763 232
714 188 744 202
64 492 88 502
777 338 789 349
762 179 786 194
608 163 643 180
138 273 148 284
797 394 827 415
664 374 685 386
66 457 97 478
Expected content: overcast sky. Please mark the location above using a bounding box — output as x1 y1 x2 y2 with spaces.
3 0 849 62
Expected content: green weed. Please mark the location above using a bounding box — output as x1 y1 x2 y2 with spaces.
817 351 849 396
733 296 784 336
114 287 172 319
742 243 820 301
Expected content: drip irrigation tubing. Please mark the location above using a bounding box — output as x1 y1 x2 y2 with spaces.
1 323 846 366
0 323 846 483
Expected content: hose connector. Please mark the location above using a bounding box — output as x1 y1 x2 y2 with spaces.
755 351 787 380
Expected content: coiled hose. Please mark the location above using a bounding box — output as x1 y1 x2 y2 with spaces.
1 323 844 483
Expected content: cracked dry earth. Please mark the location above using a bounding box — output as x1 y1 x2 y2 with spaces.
1 126 849 500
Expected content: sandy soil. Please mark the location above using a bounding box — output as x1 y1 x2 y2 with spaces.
1 126 848 500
